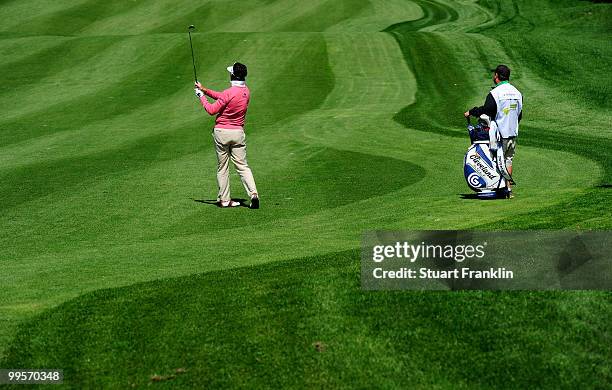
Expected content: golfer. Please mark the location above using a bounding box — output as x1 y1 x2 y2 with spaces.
195 62 259 209
464 65 523 198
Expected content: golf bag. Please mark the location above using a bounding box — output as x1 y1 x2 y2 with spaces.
464 115 514 198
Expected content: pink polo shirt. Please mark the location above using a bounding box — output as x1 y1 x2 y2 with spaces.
199 82 250 130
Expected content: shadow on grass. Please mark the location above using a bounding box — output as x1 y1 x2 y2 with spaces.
459 193 507 200
191 198 249 208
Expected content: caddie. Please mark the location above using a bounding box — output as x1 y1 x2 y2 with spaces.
464 65 523 198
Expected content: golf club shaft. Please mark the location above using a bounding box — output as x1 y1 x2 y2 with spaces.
188 30 198 82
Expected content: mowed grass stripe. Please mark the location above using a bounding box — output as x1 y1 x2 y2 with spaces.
0 0 410 37
0 35 75 72
3 250 610 388
12 1 144 36
0 38 190 148
0 0 222 38
0 34 183 125
0 33 331 165
0 0 93 34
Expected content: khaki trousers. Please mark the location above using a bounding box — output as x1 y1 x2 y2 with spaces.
213 128 258 202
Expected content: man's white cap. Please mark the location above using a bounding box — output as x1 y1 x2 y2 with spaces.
226 63 235 75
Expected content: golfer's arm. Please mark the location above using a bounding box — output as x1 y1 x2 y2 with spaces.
199 96 226 115
204 88 222 99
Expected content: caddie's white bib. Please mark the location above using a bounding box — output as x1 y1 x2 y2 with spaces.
490 82 523 138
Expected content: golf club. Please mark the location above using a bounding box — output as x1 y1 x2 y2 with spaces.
187 25 198 82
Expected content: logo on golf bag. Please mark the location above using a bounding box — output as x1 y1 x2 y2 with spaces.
464 144 504 192
464 165 487 190
467 172 486 189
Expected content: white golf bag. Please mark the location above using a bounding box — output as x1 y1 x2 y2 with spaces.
464 115 514 198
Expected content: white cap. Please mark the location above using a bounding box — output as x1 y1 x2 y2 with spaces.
226 63 235 75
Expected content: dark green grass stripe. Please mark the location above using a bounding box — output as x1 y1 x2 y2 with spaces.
383 0 459 33
273 0 367 32
468 0 535 33
0 129 200 211
0 38 191 147
164 147 426 237
3 250 611 388
152 1 368 34
385 31 479 128
0 36 118 90
477 187 612 229
248 35 334 128
0 0 145 36
0 35 76 72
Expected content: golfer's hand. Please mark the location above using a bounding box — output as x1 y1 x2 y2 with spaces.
464 111 470 118
194 88 204 98
195 81 204 90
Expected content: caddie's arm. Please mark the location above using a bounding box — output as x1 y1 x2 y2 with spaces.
467 92 497 118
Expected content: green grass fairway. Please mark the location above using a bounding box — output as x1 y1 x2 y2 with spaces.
1 0 611 388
